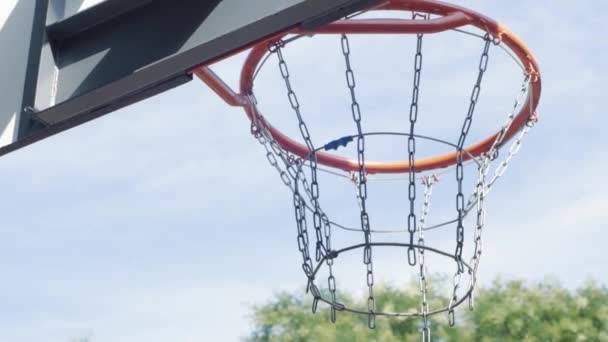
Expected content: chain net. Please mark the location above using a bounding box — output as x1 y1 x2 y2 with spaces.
247 9 538 339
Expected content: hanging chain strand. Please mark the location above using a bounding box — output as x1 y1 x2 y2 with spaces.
249 95 321 232
461 76 533 239
247 96 315 290
468 162 486 309
487 76 535 188
272 42 331 309
466 75 534 309
410 12 429 341
341 34 376 329
323 213 339 322
249 95 342 319
460 76 535 231
407 12 428 267
448 34 492 327
419 175 437 342
249 98 298 191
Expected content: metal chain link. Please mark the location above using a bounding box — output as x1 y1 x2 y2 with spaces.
407 12 428 268
251 120 296 190
323 213 339 322
341 34 376 329
467 163 486 309
487 77 535 188
271 43 336 316
418 175 436 342
490 123 532 184
248 94 322 233
294 190 314 280
460 76 533 219
247 96 316 288
449 34 492 326
466 75 534 309
460 76 535 228
248 98 322 234
410 12 430 341
272 42 327 262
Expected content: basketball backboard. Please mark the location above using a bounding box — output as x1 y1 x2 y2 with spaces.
0 0 376 156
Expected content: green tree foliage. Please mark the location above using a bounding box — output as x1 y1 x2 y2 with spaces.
245 278 608 341
472 278 608 341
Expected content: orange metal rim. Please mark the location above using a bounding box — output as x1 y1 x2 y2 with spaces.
196 0 542 174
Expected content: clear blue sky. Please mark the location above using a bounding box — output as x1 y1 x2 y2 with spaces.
0 1 606 341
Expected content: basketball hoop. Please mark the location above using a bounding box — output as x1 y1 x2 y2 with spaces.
194 0 541 338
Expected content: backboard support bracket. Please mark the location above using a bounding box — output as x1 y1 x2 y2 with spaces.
0 0 377 157
301 0 381 30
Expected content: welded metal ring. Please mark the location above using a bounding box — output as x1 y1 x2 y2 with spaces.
292 131 482 233
309 242 473 317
